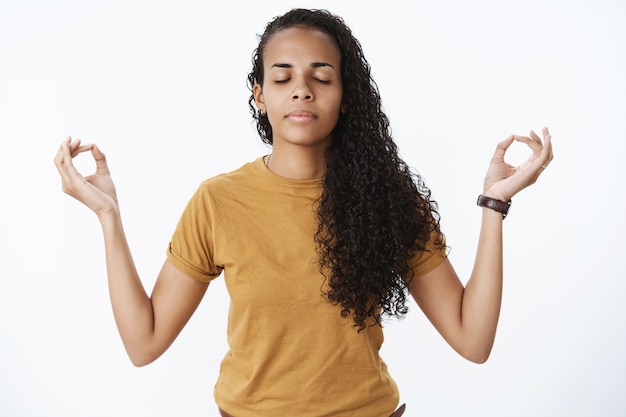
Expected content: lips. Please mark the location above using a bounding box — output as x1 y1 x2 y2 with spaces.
286 110 317 121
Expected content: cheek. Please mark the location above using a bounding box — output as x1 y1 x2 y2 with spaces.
261 89 282 111
265 109 283 128
333 88 344 109
330 93 345 116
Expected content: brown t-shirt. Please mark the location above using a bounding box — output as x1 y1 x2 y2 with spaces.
167 157 446 416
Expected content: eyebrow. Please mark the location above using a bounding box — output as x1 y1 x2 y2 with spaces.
270 62 336 70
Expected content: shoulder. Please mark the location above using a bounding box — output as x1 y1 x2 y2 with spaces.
178 158 266 222
197 157 265 192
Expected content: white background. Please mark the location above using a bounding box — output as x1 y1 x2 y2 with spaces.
1 0 625 416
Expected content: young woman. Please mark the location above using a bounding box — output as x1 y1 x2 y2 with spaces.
54 8 553 417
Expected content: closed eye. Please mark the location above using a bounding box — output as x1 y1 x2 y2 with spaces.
274 78 331 84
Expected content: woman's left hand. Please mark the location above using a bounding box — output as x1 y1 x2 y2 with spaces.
482 127 553 201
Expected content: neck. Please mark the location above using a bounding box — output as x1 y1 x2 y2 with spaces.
266 144 327 180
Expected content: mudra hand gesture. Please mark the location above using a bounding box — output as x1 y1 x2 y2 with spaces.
483 127 553 203
54 136 118 218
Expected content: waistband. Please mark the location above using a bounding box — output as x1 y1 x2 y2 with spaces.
219 403 406 417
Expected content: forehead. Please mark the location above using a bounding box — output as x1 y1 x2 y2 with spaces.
263 25 341 66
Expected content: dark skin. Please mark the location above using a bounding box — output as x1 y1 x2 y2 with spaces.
54 25 553 366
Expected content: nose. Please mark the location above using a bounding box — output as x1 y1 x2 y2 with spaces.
291 79 313 101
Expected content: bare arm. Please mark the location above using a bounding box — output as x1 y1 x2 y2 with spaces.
101 214 208 366
54 137 208 366
410 128 553 363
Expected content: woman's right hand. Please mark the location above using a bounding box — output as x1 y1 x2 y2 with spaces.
54 136 119 218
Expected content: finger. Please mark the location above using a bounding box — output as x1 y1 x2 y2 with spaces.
54 139 68 168
55 138 91 177
544 128 553 160
91 144 110 175
68 138 95 158
513 134 543 156
492 135 515 162
529 130 543 146
54 139 74 172
54 141 83 193
55 136 79 165
54 136 72 160
71 144 93 158
68 138 82 154
539 129 554 167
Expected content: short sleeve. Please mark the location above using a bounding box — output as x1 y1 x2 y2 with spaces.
407 229 447 277
167 183 223 282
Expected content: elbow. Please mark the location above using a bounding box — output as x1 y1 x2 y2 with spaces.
121 333 170 367
456 343 493 364
126 346 162 367
129 355 155 368
464 350 491 364
454 329 497 364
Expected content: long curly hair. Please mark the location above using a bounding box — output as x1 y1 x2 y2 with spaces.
247 9 446 331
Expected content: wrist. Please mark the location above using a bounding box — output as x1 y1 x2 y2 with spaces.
98 206 122 226
481 187 510 202
477 194 511 219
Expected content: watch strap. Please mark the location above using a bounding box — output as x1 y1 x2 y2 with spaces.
477 194 512 218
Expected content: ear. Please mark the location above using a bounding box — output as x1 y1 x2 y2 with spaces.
253 83 266 115
340 102 347 114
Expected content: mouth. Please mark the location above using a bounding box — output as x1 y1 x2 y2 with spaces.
285 110 317 121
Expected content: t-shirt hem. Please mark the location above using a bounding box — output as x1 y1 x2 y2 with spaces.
166 247 222 282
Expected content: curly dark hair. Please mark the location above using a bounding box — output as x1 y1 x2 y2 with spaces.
247 8 446 331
